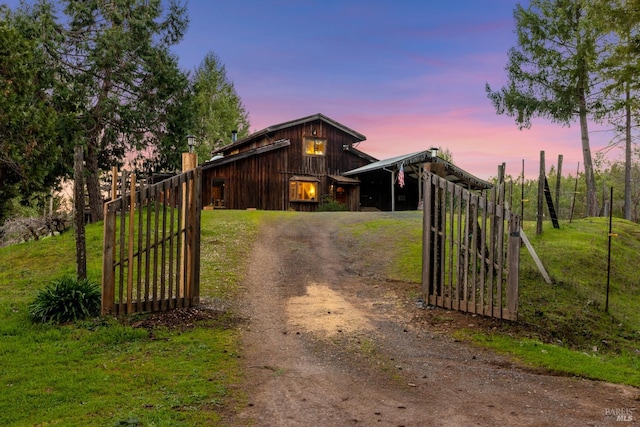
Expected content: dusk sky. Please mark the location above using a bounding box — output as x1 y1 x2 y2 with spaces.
175 0 621 180
7 0 620 179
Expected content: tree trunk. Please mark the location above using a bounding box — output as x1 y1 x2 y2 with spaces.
85 139 104 223
73 145 87 280
578 94 598 217
624 83 632 220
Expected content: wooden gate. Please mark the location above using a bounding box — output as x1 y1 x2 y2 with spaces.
422 172 520 320
101 168 202 315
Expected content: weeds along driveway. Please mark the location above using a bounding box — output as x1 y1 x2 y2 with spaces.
227 212 638 427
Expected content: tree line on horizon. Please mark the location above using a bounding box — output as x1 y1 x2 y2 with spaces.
487 0 640 221
490 149 640 224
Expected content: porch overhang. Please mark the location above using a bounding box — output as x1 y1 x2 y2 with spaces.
343 150 491 191
328 174 360 185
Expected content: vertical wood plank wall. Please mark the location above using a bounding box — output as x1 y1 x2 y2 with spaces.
101 168 202 315
422 172 520 320
201 118 372 212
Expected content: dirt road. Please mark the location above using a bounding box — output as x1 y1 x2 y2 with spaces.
229 212 637 426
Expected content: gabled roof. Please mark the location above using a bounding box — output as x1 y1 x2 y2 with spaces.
212 113 367 155
344 150 492 190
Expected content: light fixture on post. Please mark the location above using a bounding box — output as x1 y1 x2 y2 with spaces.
187 134 196 153
430 146 439 161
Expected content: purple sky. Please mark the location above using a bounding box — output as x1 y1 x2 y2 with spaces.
177 0 617 180
6 0 618 179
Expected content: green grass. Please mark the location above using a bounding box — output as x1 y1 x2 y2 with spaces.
342 212 640 387
1 319 240 426
3 209 640 425
344 211 423 283
458 332 640 387
517 218 640 351
0 210 261 426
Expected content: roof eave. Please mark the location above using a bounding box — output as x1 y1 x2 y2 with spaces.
212 113 366 155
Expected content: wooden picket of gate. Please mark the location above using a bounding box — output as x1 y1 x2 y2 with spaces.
422 172 520 320
101 168 202 315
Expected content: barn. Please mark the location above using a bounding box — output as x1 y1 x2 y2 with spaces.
200 113 376 211
200 113 491 212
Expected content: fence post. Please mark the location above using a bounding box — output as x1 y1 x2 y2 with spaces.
537 151 545 235
192 168 202 304
111 166 118 201
507 213 520 320
422 172 433 298
127 174 136 314
101 201 116 315
110 167 117 277
555 154 563 215
181 153 198 305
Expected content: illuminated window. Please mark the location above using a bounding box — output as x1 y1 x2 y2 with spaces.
290 178 318 202
303 137 326 156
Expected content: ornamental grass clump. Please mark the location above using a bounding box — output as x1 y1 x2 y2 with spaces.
29 276 101 324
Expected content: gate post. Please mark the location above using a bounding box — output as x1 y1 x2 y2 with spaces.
192 168 202 304
181 152 198 306
422 173 433 298
507 213 520 320
101 201 117 315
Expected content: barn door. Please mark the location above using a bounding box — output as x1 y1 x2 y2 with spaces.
211 178 225 208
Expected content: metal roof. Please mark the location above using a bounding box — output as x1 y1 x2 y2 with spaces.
343 151 428 175
343 150 492 190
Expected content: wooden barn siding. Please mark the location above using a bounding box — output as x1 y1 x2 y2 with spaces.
204 119 371 211
208 148 287 210
229 119 366 175
202 153 284 210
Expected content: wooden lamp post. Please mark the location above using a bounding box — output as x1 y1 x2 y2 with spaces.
183 134 198 171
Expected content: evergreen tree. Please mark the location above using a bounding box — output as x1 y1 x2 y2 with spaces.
192 51 250 162
0 6 62 222
595 0 640 220
20 0 190 222
486 0 607 217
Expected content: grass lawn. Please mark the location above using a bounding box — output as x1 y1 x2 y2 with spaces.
2 209 639 426
0 210 261 427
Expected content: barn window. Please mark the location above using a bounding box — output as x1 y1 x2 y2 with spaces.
289 177 319 202
303 137 326 156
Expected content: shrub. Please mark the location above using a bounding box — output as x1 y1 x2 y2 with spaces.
29 276 101 324
318 196 348 212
